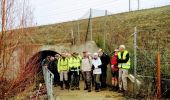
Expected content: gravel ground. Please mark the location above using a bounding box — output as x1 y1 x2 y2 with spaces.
54 81 125 100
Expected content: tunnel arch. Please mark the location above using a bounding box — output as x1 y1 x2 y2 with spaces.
26 50 59 71
13 50 59 93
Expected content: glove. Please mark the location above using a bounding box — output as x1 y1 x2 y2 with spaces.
98 65 102 68
92 65 94 70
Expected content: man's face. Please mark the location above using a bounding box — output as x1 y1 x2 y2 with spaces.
119 47 124 52
47 56 51 60
83 52 88 57
61 53 66 58
50 57 54 61
83 53 86 57
98 51 103 56
55 55 60 59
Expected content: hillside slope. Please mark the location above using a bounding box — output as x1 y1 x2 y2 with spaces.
27 6 170 46
25 6 170 76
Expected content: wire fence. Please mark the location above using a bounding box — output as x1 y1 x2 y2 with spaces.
71 6 170 99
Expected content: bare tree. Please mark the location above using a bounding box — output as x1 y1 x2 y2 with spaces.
0 0 34 98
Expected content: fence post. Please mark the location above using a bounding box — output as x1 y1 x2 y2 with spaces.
129 0 131 12
133 26 137 97
77 19 80 44
90 8 93 41
138 0 140 10
103 10 107 51
156 52 161 99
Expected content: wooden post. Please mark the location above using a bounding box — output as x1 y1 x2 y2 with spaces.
156 52 161 99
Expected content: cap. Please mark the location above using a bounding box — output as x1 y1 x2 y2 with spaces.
119 45 125 49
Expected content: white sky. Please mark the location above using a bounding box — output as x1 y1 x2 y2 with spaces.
30 0 170 25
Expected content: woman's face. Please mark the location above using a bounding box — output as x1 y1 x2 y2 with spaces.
114 51 118 55
94 55 98 59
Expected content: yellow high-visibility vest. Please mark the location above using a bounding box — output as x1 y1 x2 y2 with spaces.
68 57 74 68
118 50 130 69
57 58 69 72
72 57 81 68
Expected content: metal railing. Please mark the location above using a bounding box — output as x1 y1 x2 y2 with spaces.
42 66 54 100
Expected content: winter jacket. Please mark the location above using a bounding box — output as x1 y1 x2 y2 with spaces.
92 57 102 74
111 55 118 72
81 57 92 72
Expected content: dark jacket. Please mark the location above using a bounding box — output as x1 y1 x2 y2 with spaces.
41 58 50 67
99 53 110 72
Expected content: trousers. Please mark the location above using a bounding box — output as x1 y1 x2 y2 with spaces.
59 71 68 81
118 69 128 91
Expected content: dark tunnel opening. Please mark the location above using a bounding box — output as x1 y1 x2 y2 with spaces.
33 50 58 72
25 50 59 87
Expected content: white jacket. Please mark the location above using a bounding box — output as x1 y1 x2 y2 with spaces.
81 57 92 72
92 57 102 74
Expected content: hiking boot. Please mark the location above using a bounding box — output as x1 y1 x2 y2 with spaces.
123 91 128 97
115 86 119 92
76 87 80 90
88 89 91 92
71 87 74 90
95 89 100 92
54 84 57 87
84 87 88 90
118 89 124 93
65 86 70 89
109 86 114 91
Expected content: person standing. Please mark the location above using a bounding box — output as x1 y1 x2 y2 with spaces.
41 56 51 68
110 49 119 91
81 51 92 92
57 52 69 90
117 45 130 96
98 49 110 90
70 52 81 90
92 53 102 92
54 54 60 86
67 53 73 84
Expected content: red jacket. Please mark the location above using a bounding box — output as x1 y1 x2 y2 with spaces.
111 55 118 72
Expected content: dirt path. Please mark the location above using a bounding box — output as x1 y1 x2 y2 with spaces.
54 81 124 100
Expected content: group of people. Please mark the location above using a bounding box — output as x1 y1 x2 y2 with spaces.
41 44 130 96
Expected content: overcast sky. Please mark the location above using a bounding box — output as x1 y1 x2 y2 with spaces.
30 0 170 25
